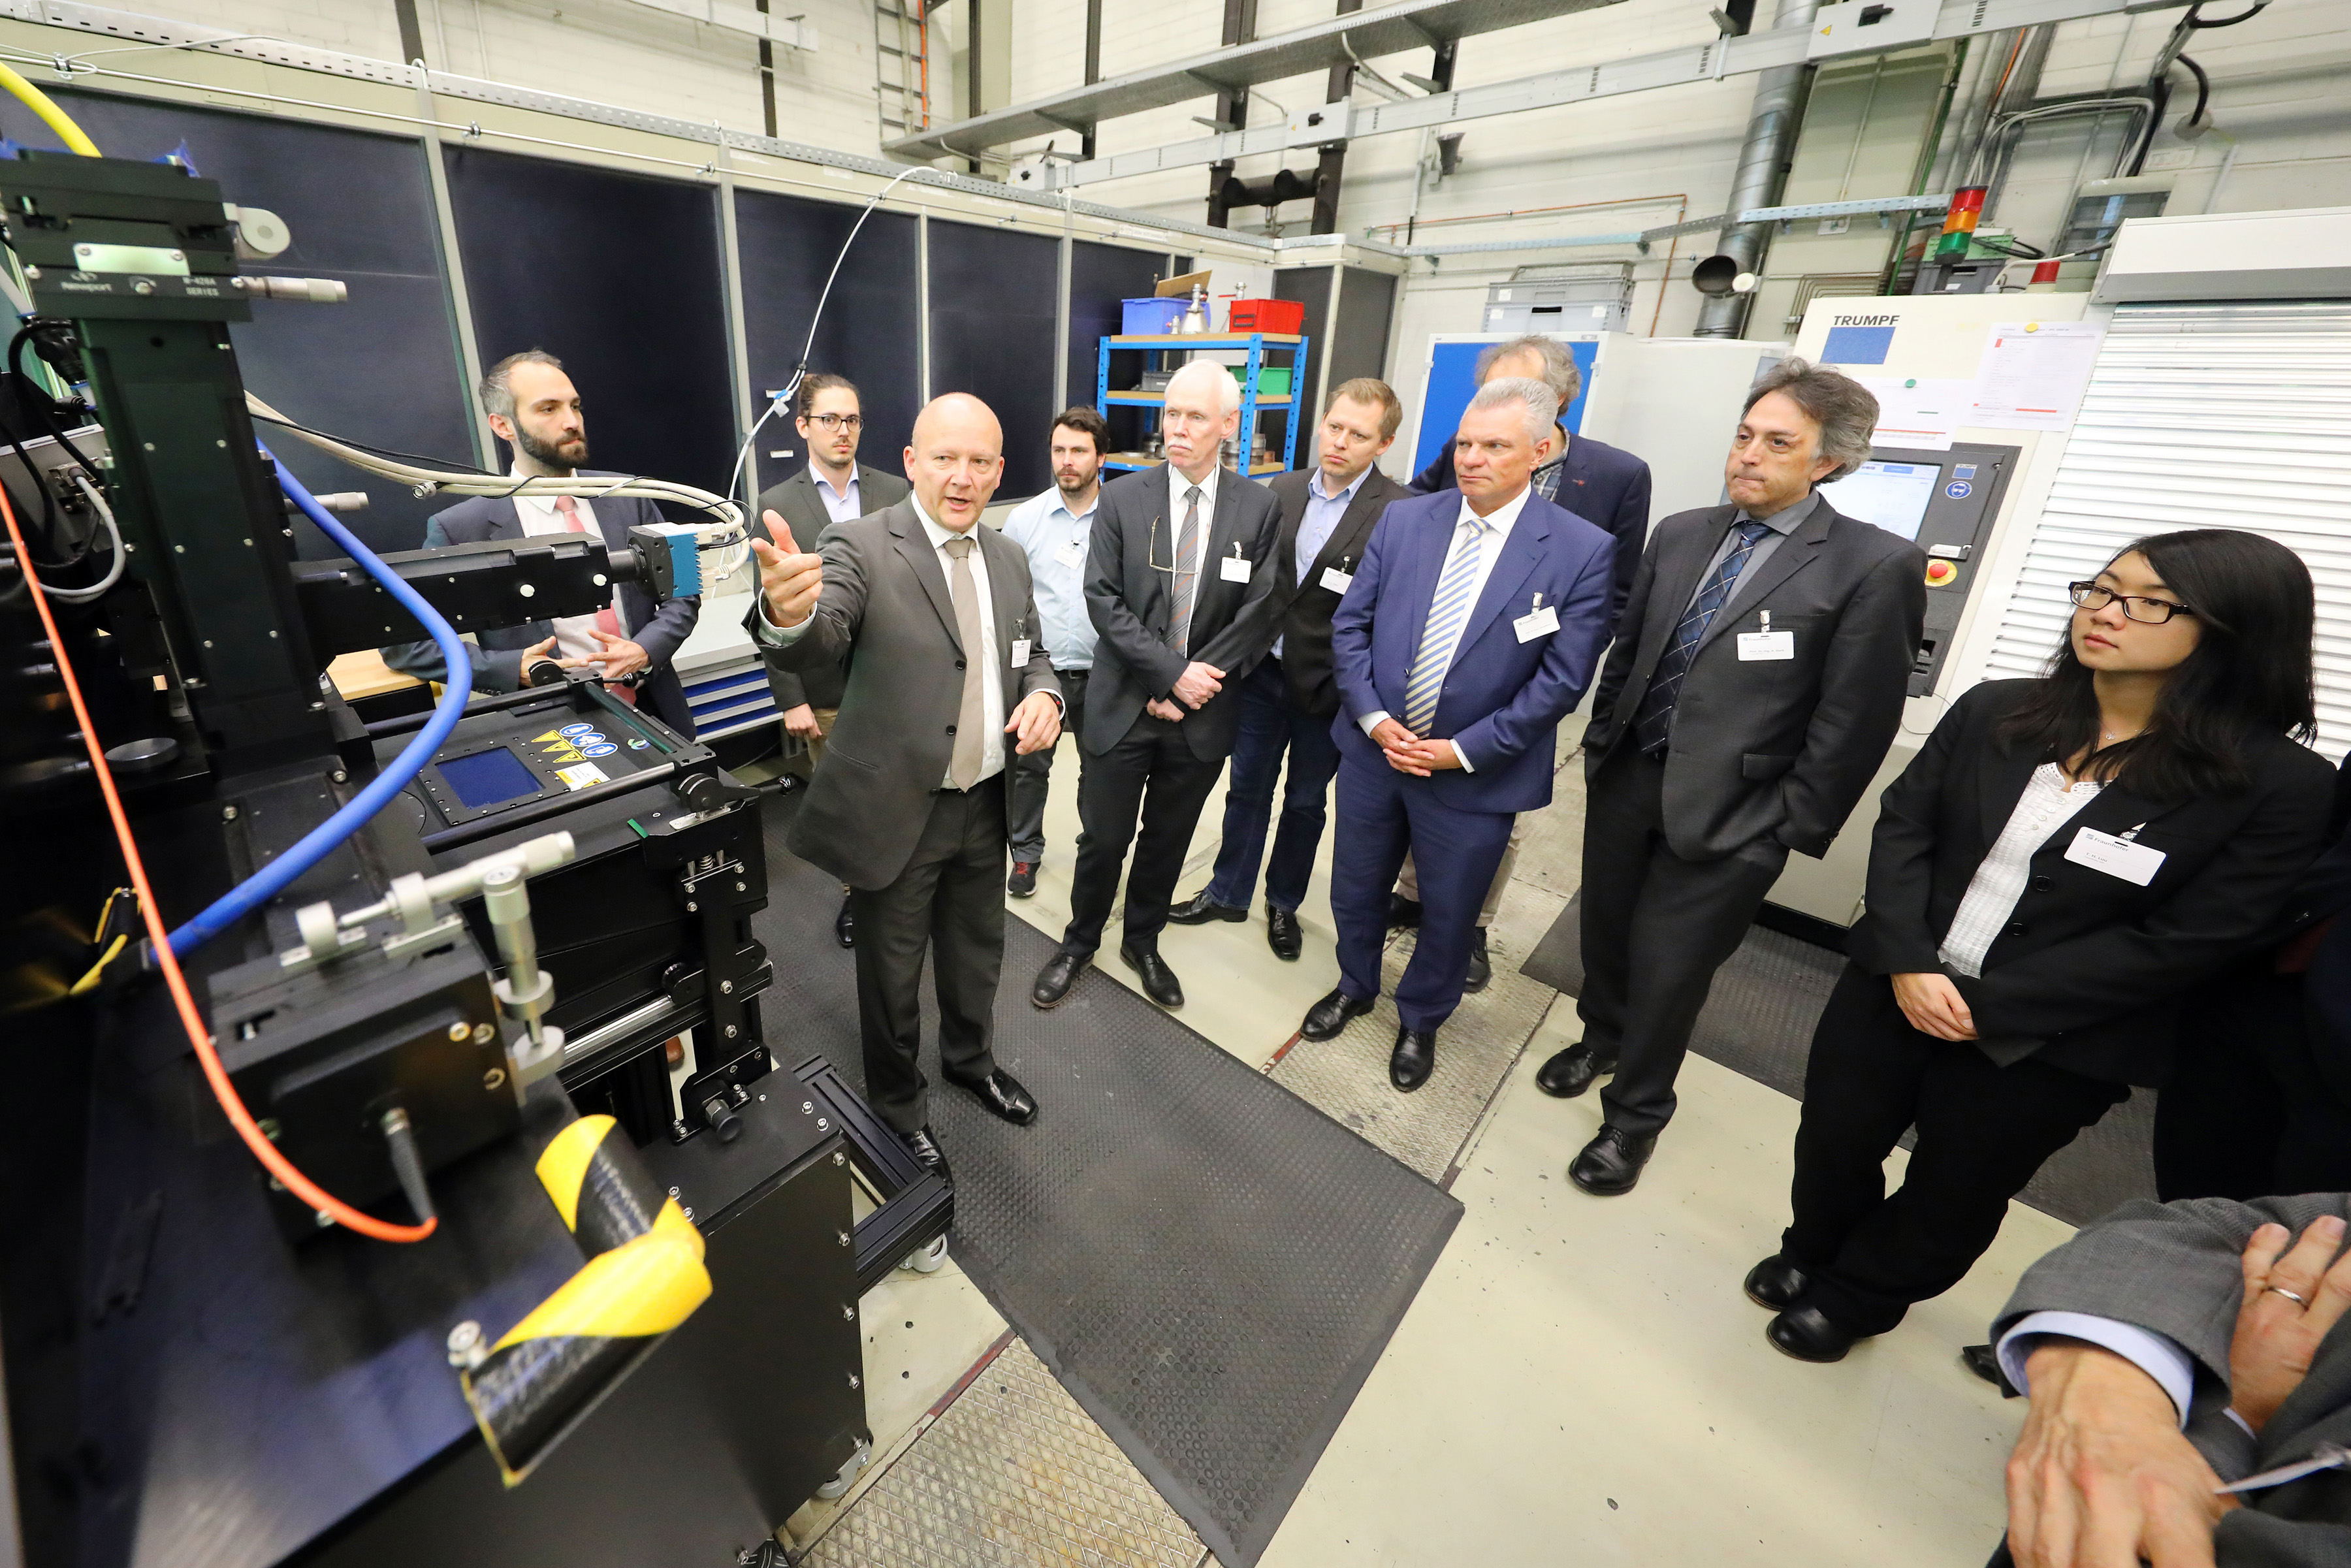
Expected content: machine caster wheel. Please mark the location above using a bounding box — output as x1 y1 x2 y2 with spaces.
897 1236 948 1274
816 1438 872 1501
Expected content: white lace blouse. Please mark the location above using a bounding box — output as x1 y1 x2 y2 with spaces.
1937 763 2104 978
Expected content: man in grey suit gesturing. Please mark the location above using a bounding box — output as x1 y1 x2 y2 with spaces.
1544 360 1926 1196
749 393 1064 1178
1029 359 1283 1012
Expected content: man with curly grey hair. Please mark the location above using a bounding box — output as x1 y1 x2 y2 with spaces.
1541 358 1926 1197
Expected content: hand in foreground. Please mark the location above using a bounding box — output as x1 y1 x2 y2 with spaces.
519 634 570 686
2007 1341 2233 1568
1892 970 1977 1041
750 511 822 628
1146 697 1185 722
1389 738 1465 775
1006 691 1062 756
2230 1213 2351 1433
584 628 650 682
1369 718 1430 776
781 703 823 739
1172 662 1224 709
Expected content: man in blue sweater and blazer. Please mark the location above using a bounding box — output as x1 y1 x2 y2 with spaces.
1300 378 1616 1091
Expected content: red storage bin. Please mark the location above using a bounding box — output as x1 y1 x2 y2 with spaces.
1226 297 1305 334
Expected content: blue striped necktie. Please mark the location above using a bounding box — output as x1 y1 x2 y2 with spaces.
1402 515 1491 737
1631 519 1772 756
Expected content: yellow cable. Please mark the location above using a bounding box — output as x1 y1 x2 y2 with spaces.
67 933 126 995
0 62 99 156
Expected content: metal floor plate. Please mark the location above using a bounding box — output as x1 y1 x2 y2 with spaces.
1270 930 1560 1183
802 1337 1207 1568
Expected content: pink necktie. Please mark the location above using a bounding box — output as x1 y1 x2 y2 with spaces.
554 494 635 706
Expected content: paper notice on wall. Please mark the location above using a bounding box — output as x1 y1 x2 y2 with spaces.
1968 321 2107 430
1855 377 1972 451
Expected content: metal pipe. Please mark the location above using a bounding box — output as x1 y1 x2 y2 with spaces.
1694 0 1821 337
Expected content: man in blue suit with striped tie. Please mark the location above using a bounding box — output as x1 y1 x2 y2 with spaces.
1298 378 1616 1092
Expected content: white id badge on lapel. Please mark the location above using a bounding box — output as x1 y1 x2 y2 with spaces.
1736 609 1795 661
1513 593 1560 643
2066 826 2166 886
1010 638 1032 666
1319 566 1355 594
1219 544 1251 583
1054 538 1085 569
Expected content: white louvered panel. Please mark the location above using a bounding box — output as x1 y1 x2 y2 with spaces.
1979 301 2351 758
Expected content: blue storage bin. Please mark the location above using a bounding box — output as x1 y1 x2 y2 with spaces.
1121 297 1189 335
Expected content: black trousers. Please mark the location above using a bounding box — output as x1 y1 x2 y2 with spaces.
850 775 1006 1138
1006 667 1087 865
2153 962 2295 1201
1785 963 2129 1336
1577 747 1789 1137
1060 712 1224 959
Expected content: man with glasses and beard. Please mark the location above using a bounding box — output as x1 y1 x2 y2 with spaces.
383 348 701 736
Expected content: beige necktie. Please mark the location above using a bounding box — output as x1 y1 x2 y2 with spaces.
942 535 987 790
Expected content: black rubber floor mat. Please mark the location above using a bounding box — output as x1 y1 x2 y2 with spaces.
749 796 1463 1566
1521 893 2158 1226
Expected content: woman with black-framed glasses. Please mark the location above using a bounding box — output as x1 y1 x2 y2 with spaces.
1745 529 2338 1366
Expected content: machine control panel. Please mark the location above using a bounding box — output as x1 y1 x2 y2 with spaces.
1814 440 2019 696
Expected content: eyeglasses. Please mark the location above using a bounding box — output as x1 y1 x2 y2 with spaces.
2068 581 2195 624
806 413 862 432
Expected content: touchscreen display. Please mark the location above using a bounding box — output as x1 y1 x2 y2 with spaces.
1816 460 1941 541
438 746 544 810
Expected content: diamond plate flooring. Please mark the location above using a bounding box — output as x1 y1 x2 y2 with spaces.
800 1337 1210 1568
1269 928 1561 1183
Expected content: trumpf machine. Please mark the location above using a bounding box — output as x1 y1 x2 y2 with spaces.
0 144 945 1568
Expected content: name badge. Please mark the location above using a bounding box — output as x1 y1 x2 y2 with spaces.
1738 631 1795 661
1010 638 1032 667
1054 539 1085 569
1513 605 1561 643
2065 827 2166 886
1319 566 1356 594
1219 554 1253 583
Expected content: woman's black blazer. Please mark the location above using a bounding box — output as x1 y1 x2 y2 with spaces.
1846 678 2337 1085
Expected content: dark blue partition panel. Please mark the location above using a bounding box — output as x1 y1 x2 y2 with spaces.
733 188 919 494
926 220 1057 500
2 89 475 556
1066 240 1163 416
444 147 735 506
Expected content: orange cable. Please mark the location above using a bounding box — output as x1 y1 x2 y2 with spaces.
3 482 436 1242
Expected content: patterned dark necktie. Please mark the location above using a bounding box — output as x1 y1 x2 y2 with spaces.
1631 519 1772 756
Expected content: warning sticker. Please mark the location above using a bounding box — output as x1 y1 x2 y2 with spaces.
554 763 610 792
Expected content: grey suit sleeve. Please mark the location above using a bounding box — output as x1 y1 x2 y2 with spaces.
742 504 808 709
758 526 867 674
381 516 528 692
1191 490 1285 678
1587 528 1661 743
1776 544 1928 856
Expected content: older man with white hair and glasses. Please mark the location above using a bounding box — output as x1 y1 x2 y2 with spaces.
1030 358 1284 1012
1300 377 1616 1094
1543 359 1927 1198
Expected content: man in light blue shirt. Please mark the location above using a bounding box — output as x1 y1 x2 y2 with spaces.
999 406 1109 897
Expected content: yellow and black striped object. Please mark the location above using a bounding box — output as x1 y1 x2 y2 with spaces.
461 1115 712 1484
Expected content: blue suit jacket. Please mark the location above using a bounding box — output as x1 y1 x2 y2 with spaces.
1411 429 1651 636
1331 487 1614 814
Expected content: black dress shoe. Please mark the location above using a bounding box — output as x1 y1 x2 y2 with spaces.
1267 906 1302 961
1534 1044 1614 1099
1767 1305 1860 1364
835 893 856 950
1744 1255 1811 1310
1386 893 1422 929
947 1068 1038 1126
1031 950 1083 1009
1007 860 1038 898
1568 1124 1657 1196
1300 987 1375 1041
904 1126 952 1185
1960 1343 2019 1395
1390 1025 1437 1091
1120 944 1183 1008
1167 891 1247 925
1462 928 1492 993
